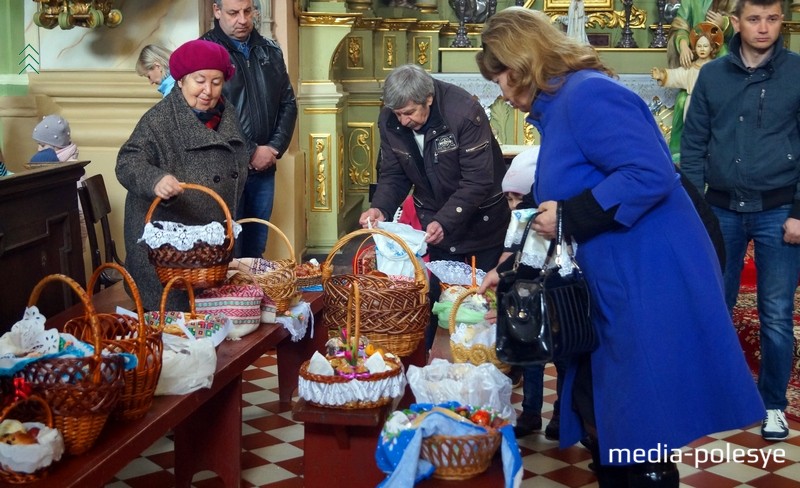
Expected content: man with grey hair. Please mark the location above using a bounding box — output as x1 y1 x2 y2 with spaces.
202 0 297 258
360 64 509 353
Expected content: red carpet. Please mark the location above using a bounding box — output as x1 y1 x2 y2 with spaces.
732 251 800 422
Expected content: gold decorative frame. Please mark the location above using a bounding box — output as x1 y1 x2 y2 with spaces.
544 0 613 11
309 134 332 212
346 123 376 192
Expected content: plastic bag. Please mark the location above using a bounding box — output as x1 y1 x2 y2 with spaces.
155 335 217 395
372 221 428 280
406 359 516 423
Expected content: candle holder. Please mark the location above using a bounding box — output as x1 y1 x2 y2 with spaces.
616 0 638 48
451 0 472 48
650 0 668 48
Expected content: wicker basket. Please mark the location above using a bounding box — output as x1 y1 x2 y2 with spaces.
420 428 502 480
322 228 430 357
298 282 405 409
145 183 235 290
449 288 510 373
229 218 297 313
62 262 163 421
0 394 57 484
16 275 125 456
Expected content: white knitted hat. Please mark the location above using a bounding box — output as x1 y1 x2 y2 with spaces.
502 146 540 195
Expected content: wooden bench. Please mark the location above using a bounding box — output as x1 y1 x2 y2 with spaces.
0 282 325 488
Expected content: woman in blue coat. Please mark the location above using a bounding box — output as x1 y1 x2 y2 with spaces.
477 8 764 487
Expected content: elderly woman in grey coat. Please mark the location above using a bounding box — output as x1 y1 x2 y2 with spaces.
116 39 250 311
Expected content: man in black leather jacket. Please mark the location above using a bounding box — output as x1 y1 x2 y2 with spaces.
202 0 297 257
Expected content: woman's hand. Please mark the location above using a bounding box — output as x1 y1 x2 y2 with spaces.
533 200 558 239
154 174 183 200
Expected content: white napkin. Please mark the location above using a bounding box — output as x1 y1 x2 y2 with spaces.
307 350 334 376
365 352 390 373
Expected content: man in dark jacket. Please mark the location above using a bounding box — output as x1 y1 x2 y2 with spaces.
360 64 510 352
682 0 800 442
202 0 297 257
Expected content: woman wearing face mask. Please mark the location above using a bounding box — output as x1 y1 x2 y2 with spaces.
117 39 250 312
136 44 176 97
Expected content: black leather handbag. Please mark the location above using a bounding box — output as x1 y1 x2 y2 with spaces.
495 204 597 365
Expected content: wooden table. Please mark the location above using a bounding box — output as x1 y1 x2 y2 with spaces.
293 398 395 487
0 282 325 488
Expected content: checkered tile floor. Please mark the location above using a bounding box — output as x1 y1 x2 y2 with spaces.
106 349 800 488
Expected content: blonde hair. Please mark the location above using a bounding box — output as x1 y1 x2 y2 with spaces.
135 44 173 77
476 8 614 102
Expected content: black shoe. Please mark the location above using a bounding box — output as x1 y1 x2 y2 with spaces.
627 462 679 488
544 414 560 440
506 367 523 388
513 411 542 437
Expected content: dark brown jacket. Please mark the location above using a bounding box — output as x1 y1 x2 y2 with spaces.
373 79 509 255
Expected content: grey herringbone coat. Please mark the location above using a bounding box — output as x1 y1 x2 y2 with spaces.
116 89 250 311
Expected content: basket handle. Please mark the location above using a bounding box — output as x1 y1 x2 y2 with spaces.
0 394 53 429
158 276 197 330
86 262 148 357
235 218 296 263
448 287 480 335
321 228 430 296
26 274 104 383
346 281 361 353
144 183 234 253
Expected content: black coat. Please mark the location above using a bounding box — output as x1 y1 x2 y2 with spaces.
202 22 298 173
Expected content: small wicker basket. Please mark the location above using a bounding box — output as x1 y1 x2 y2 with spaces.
420 427 502 480
0 394 57 484
63 262 163 421
16 275 125 456
449 287 510 373
298 282 405 409
229 218 297 313
322 228 430 357
145 183 235 290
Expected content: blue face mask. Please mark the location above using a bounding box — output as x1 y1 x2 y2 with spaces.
158 75 176 97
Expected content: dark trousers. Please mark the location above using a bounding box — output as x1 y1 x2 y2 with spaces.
424 245 504 351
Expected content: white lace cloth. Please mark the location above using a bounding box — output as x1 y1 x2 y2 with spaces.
451 321 496 348
298 357 407 408
426 261 486 287
139 220 242 251
0 306 137 375
275 301 313 342
504 208 577 275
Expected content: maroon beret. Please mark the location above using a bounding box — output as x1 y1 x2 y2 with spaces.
169 39 236 82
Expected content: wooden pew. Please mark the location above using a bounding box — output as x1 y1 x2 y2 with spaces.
0 282 325 488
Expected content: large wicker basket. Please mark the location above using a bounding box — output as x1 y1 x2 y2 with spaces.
0 394 57 484
16 275 125 456
321 228 430 357
228 218 297 313
449 287 510 373
145 183 234 290
298 282 405 409
62 262 163 421
420 427 502 480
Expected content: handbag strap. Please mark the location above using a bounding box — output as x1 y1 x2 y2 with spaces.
544 203 580 271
